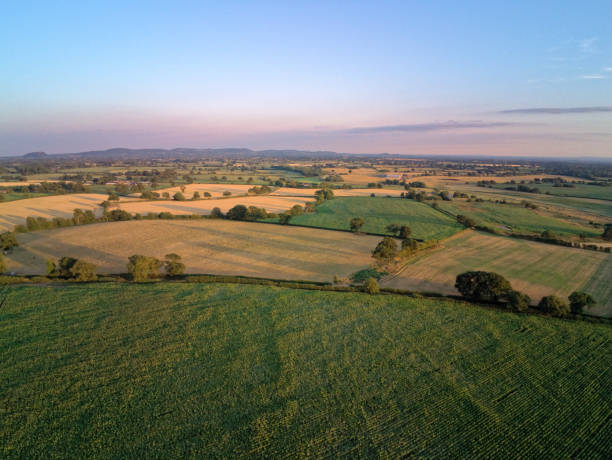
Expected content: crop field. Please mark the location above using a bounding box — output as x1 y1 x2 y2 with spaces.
5 219 381 281
382 230 612 317
270 187 405 197
0 193 109 232
287 196 463 240
494 183 612 201
147 183 255 198
437 199 600 237
1 283 610 458
117 195 312 216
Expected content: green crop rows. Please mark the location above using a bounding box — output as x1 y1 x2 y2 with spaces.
1 283 610 458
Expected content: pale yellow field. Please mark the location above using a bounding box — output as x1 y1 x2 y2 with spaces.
270 187 404 197
6 219 381 282
147 183 255 198
322 167 384 185
117 195 312 216
0 181 58 186
415 174 579 188
0 194 109 232
381 230 611 316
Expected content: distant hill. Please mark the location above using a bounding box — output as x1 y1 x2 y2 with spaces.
22 151 48 159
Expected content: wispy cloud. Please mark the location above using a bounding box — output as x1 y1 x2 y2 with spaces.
604 67 612 72
497 107 612 115
578 37 598 54
340 121 516 134
580 74 606 80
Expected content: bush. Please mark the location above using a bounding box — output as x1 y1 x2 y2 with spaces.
210 207 224 218
364 277 380 294
70 260 98 281
455 271 512 302
506 290 531 312
127 255 162 282
457 215 476 228
350 217 365 233
538 295 570 317
0 254 5 274
372 237 399 262
106 209 132 221
226 205 247 220
173 192 186 201
568 291 596 314
0 232 19 250
164 253 185 277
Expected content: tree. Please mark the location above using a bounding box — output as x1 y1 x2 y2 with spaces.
127 255 161 282
106 209 132 221
314 188 334 203
538 295 570 317
506 290 531 312
192 191 201 200
364 277 380 294
0 254 6 274
372 237 399 262
226 204 247 220
350 217 365 233
603 224 612 241
398 225 412 239
541 230 555 239
457 215 476 228
279 212 292 225
401 238 418 251
210 207 224 218
46 259 57 276
58 256 78 278
70 260 97 281
164 253 185 277
173 192 186 201
455 271 512 302
108 192 120 201
0 232 19 250
568 291 595 314
204 192 212 198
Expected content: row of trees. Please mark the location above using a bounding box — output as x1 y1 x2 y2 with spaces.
455 270 595 316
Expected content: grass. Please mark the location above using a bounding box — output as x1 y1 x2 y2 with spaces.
286 197 463 240
1 283 610 458
494 183 612 201
383 230 612 317
6 219 381 282
437 199 599 237
0 192 49 202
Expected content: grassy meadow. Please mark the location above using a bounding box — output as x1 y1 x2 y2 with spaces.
287 197 463 240
1 283 610 458
382 230 612 317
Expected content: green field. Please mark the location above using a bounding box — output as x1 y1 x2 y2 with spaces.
1 283 611 458
0 192 48 202
438 200 599 237
494 183 612 201
287 197 463 240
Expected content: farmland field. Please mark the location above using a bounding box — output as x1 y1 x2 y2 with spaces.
5 219 381 282
494 183 612 201
270 187 405 197
382 230 612 317
437 199 600 237
0 193 109 232
117 195 312 216
1 283 610 458
286 197 463 240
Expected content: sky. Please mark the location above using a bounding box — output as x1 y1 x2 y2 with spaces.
1 0 611 157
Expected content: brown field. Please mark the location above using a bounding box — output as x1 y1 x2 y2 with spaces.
117 195 312 216
270 187 404 197
5 219 382 282
382 230 611 316
0 193 109 232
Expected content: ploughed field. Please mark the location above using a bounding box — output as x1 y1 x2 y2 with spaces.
1 283 610 458
382 230 612 317
5 219 381 282
285 196 463 240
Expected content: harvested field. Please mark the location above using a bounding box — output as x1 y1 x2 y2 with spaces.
148 183 255 198
6 219 382 282
382 230 612 316
270 187 404 197
117 195 312 216
0 193 108 232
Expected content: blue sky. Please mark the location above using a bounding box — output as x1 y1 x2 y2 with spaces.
1 1 611 156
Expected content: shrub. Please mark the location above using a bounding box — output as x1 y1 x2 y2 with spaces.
226 205 247 220
0 254 5 274
192 191 201 200
538 295 570 317
279 212 292 225
70 260 98 281
210 207 224 218
455 271 512 302
506 290 531 312
173 192 186 201
58 257 79 278
603 224 612 241
364 277 380 294
0 232 19 250
106 209 132 221
372 237 399 262
457 215 476 228
568 291 596 314
164 253 186 277
127 255 162 282
350 217 365 233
